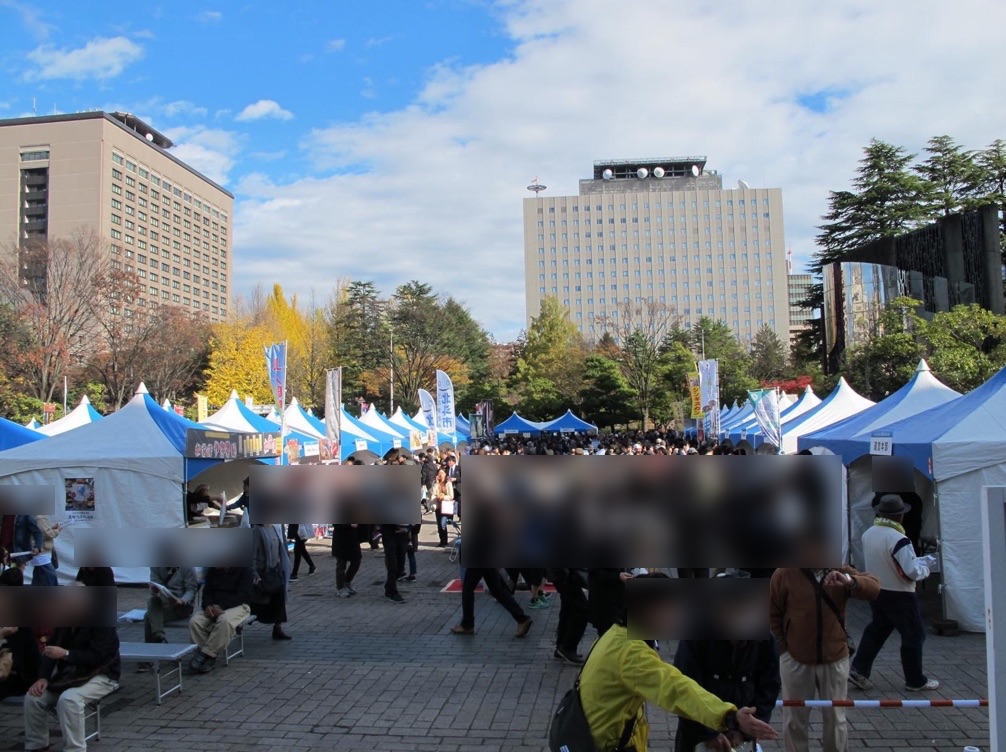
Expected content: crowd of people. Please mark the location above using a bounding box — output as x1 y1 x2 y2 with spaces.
0 438 944 752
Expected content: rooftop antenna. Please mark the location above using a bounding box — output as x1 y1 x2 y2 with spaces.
32 98 36 116
527 177 546 197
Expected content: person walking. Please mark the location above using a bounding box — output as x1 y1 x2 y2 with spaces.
770 565 880 752
333 523 362 598
548 567 589 664
287 523 316 581
450 567 533 637
251 523 292 640
380 523 410 604
849 495 940 692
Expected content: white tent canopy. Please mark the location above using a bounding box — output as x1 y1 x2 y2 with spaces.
281 398 325 440
0 389 212 584
780 378 874 453
36 396 102 436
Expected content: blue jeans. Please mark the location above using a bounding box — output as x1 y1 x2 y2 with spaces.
852 589 927 687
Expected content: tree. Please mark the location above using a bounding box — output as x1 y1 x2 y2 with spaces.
578 354 636 429
915 135 981 217
388 281 457 414
0 229 119 402
923 304 1006 393
328 281 388 409
749 324 788 382
975 139 1006 273
139 307 211 404
595 300 679 428
203 320 274 406
511 297 585 419
806 140 932 368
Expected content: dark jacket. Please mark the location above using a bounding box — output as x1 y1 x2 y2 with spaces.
201 567 254 611
673 639 780 751
0 627 40 698
588 568 627 634
39 626 120 683
420 460 438 490
12 515 43 553
76 567 115 586
332 524 361 559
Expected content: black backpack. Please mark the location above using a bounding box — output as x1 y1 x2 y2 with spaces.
548 640 636 752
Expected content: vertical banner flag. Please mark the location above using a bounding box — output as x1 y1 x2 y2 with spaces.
435 370 456 439
323 368 342 463
688 372 703 419
418 388 438 445
264 343 287 409
748 388 783 451
474 401 494 439
196 395 208 424
698 359 720 438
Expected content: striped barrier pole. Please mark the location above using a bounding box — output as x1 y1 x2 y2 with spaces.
777 699 988 709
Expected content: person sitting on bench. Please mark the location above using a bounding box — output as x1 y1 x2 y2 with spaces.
144 567 199 643
23 584 120 752
188 566 253 674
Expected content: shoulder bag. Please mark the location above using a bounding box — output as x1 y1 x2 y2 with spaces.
803 569 856 657
549 640 636 752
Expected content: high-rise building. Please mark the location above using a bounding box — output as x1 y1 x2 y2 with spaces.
787 273 813 342
523 157 789 345
0 112 234 322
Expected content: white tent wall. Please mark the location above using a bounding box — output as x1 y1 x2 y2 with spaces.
4 464 184 585
937 465 1006 633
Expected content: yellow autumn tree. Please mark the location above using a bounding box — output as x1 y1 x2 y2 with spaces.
203 320 274 407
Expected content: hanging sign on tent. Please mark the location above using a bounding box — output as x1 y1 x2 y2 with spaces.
185 428 280 460
409 431 423 450
870 431 893 456
355 439 367 452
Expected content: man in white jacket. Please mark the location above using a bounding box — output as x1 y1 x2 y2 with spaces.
848 495 939 692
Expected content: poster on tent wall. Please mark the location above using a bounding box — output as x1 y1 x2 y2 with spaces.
688 372 703 419
436 370 456 437
748 389 782 451
409 431 423 450
418 388 438 442
264 342 287 409
322 368 342 463
698 359 720 438
64 477 95 523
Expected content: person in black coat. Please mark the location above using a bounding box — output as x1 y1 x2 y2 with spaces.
588 568 628 636
76 567 115 586
332 523 362 597
672 639 780 752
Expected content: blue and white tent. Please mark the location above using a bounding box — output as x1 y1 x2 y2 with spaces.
729 386 821 446
0 416 45 451
541 410 598 434
779 379 873 454
0 385 230 584
204 392 320 459
23 418 41 430
455 413 471 439
494 412 545 436
36 396 103 436
798 361 960 463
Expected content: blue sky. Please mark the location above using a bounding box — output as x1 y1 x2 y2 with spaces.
2 1 1005 341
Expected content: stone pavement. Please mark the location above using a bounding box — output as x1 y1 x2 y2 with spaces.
0 522 990 751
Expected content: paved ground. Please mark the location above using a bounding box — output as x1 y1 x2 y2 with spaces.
0 521 990 751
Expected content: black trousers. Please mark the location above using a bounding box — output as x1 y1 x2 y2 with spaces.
551 570 588 652
506 568 544 589
336 550 361 589
461 568 527 629
383 530 409 596
291 536 314 575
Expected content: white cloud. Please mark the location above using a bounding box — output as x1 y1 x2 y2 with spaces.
197 10 222 22
233 0 1006 341
235 99 294 122
163 126 242 185
163 100 208 118
326 38 346 52
0 0 52 39
25 36 143 81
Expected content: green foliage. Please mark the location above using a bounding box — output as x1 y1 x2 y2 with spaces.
578 354 636 429
690 318 758 405
749 325 788 382
923 304 1006 392
511 297 585 420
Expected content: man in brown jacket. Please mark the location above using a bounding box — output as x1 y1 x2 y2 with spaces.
770 566 880 752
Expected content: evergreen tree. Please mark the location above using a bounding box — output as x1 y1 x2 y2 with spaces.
690 318 758 405
915 135 981 217
578 354 636 429
511 297 585 419
748 324 788 382
328 281 388 408
975 139 1006 274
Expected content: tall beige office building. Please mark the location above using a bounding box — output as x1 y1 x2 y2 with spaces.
0 112 233 322
523 157 790 345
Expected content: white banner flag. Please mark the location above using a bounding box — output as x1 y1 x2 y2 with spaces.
418 388 438 440
323 368 342 462
748 388 782 451
435 370 456 437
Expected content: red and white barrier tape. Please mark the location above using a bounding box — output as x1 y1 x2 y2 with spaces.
777 699 987 709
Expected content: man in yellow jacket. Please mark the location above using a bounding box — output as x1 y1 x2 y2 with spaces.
580 599 776 750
